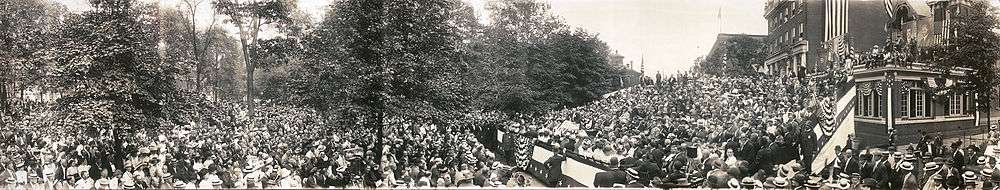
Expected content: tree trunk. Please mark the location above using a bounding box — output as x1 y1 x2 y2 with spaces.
237 28 255 121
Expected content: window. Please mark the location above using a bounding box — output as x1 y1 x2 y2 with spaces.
900 90 909 117
857 83 882 118
902 88 932 118
913 90 926 117
873 92 881 117
949 93 964 115
860 92 869 116
799 23 805 38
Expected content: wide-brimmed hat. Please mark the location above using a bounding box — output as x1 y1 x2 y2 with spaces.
892 152 903 159
827 178 850 189
962 171 978 181
740 177 756 187
924 162 941 171
982 169 995 177
773 177 789 187
837 173 849 179
903 154 917 161
977 156 988 165
174 181 186 188
900 162 915 171
777 164 793 177
243 164 255 173
626 168 640 178
727 178 740 188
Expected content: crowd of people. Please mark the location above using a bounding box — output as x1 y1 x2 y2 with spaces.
503 73 1000 189
524 74 817 178
0 103 379 189
1 71 997 189
378 118 534 188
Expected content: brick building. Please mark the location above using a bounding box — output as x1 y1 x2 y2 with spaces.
762 0 891 77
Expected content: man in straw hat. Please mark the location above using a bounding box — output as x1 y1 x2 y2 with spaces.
981 169 994 189
922 161 944 189
961 170 981 189
898 161 920 189
771 176 789 189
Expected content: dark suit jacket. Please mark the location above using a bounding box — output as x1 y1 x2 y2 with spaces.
544 155 565 185
873 159 891 188
593 170 627 187
843 157 860 175
951 150 966 169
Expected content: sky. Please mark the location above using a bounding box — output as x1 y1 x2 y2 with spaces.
55 0 765 77
546 0 768 77
465 0 769 77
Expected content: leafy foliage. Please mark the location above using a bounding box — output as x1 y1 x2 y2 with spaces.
697 35 766 77
49 0 179 129
212 0 293 118
926 1 1000 111
473 0 617 115
0 0 72 118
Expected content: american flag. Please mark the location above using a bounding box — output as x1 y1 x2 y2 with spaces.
884 0 895 18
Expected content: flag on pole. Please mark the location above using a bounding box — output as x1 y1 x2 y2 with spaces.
884 0 894 18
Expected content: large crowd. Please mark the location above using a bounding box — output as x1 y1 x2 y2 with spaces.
0 104 379 189
528 74 816 176
503 74 1000 189
378 118 533 188
1 72 997 190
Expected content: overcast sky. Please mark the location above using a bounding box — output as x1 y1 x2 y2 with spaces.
544 0 768 77
56 0 767 77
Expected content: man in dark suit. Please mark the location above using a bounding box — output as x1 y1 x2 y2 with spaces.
500 127 516 164
872 151 891 189
951 142 966 170
842 148 860 175
543 151 565 187
593 157 627 187
800 125 817 174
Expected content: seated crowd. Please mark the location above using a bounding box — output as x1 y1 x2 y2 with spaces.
510 74 1000 189
0 104 378 189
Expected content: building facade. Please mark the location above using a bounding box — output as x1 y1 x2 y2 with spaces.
762 0 890 78
851 0 993 147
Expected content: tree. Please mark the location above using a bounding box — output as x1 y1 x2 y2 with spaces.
50 0 179 128
722 35 766 77
0 0 71 119
475 0 616 115
160 7 198 89
928 0 1000 114
179 0 218 93
213 0 292 120
698 35 765 77
202 26 245 102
